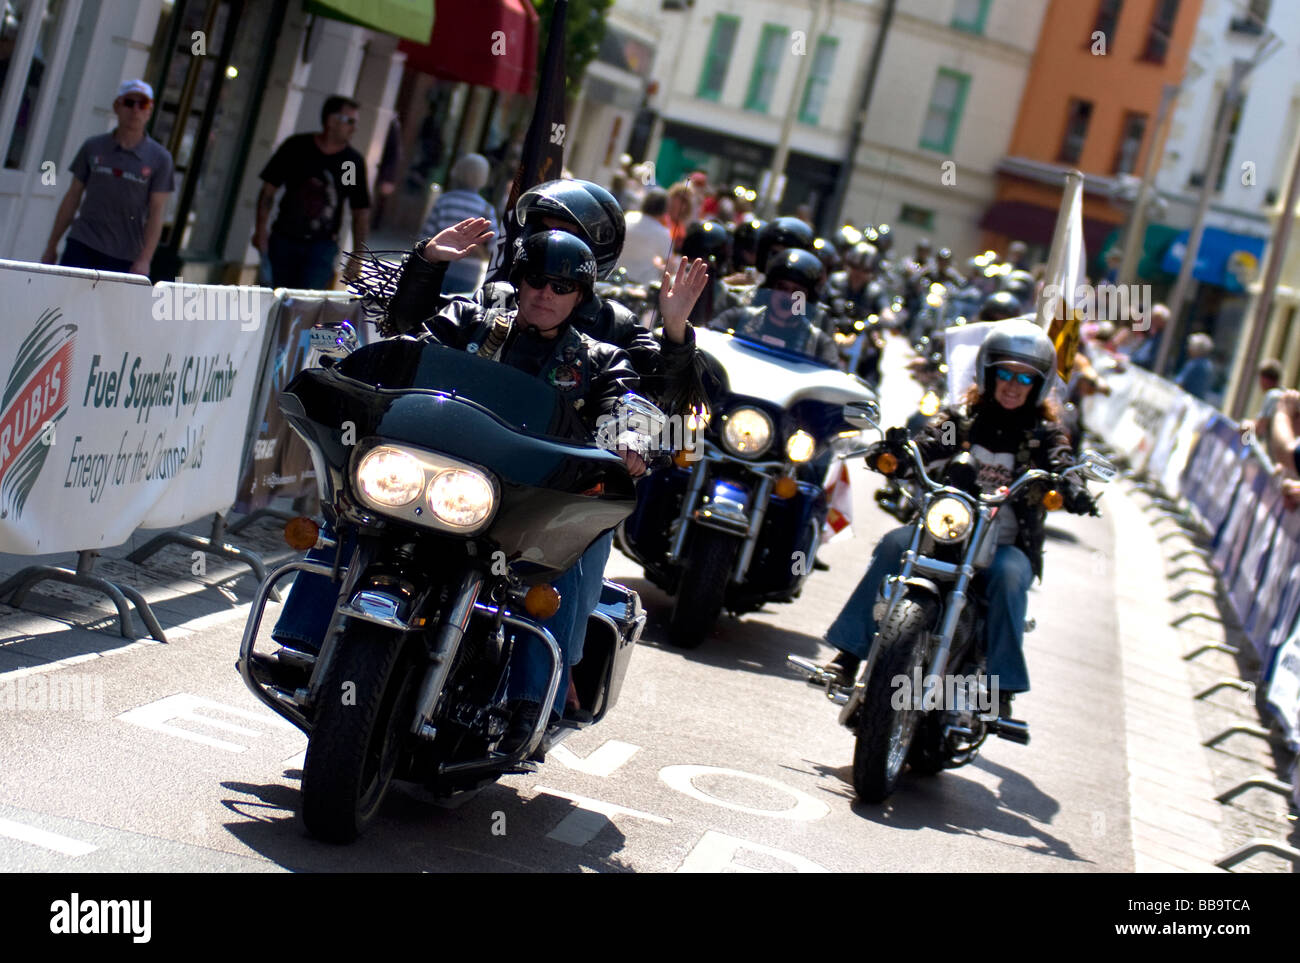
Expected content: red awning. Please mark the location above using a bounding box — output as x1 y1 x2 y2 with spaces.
980 200 1116 255
399 0 538 95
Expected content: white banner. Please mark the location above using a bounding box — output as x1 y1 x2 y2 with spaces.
0 261 272 554
1266 624 1300 751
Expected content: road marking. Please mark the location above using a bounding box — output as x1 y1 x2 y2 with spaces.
117 693 296 752
659 765 830 821
548 739 640 777
0 817 97 857
534 786 671 847
678 830 829 873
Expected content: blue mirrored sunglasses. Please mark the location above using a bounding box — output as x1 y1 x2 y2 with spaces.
995 368 1037 386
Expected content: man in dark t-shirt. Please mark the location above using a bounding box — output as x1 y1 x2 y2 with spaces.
253 94 371 289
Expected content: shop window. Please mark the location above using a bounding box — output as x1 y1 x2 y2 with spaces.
2 0 70 170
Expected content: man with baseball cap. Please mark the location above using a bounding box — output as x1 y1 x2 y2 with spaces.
42 80 175 276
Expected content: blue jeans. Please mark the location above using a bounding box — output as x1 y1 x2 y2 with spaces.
825 526 1034 693
271 527 615 718
267 234 338 289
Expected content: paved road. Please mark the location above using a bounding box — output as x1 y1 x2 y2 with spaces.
0 337 1134 871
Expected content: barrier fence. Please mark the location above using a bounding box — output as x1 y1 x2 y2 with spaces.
0 260 365 641
1083 359 1300 763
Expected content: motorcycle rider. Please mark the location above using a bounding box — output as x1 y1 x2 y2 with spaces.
710 248 839 366
821 320 1098 726
275 227 663 756
728 216 767 277
829 241 891 384
680 219 741 326
977 290 1024 322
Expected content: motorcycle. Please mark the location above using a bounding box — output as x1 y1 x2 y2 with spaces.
618 302 876 649
236 328 652 842
791 402 1117 802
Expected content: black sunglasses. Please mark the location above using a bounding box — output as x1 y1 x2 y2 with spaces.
120 97 151 109
522 274 578 296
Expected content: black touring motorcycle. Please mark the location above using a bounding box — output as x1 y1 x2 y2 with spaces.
792 402 1117 802
237 332 651 842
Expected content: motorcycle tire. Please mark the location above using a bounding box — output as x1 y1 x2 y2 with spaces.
852 596 937 803
300 625 418 843
906 715 948 776
668 529 740 649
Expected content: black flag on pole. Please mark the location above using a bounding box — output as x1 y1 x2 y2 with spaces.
488 0 569 283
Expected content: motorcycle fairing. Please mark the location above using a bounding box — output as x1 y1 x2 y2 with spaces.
694 327 875 410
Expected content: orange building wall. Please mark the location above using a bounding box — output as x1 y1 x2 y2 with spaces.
1008 0 1202 175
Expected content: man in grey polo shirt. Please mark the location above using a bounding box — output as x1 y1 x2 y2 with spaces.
42 79 175 276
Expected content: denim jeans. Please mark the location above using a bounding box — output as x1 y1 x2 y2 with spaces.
825 526 1034 693
267 234 339 290
271 526 615 717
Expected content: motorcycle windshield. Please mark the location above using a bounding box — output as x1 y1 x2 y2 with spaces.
330 337 582 440
718 290 835 367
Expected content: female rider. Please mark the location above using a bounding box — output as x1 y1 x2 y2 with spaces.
822 319 1098 725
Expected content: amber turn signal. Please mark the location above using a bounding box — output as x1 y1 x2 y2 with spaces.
673 449 694 469
1042 489 1064 511
774 476 799 499
876 452 898 475
524 583 562 620
283 516 320 550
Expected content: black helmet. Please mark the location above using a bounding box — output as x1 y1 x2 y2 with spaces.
756 216 816 274
760 248 823 299
843 241 879 272
682 220 732 267
1000 268 1035 302
977 291 1024 321
937 247 952 262
509 230 598 302
516 179 625 280
811 237 841 274
832 224 864 253
733 217 767 267
873 223 893 253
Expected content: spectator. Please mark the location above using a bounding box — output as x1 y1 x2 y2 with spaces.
1116 302 1169 371
1174 332 1215 400
420 153 497 294
616 188 673 284
1268 389 1300 509
42 80 175 277
1254 359 1285 440
253 94 371 289
666 182 696 252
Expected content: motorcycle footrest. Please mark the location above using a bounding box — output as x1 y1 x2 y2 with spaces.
992 717 1030 745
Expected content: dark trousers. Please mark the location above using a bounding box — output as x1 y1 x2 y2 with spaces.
267 234 338 290
60 237 134 273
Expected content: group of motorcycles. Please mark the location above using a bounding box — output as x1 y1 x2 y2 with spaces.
234 217 1113 842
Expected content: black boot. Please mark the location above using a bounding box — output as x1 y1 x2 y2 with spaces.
826 650 860 685
497 700 542 756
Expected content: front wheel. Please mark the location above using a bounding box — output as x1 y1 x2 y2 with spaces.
852 596 937 803
300 624 417 842
668 529 741 649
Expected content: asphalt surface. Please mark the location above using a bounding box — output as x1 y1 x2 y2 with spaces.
0 336 1134 872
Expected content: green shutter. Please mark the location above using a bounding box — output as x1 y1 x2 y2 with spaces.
919 69 970 153
697 15 740 101
798 36 838 124
951 0 992 34
745 24 788 113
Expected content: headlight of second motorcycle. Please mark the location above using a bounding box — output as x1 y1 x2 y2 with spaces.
785 430 816 463
721 407 774 458
924 495 973 543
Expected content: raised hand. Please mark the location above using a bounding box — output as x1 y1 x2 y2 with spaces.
419 217 496 263
659 256 710 344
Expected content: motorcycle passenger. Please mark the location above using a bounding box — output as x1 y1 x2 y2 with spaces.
275 229 652 755
710 248 840 366
681 219 741 326
821 320 1097 723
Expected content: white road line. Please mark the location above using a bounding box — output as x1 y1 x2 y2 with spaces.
0 817 98 857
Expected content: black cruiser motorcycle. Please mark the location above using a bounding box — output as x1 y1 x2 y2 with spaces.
791 403 1117 802
237 330 650 842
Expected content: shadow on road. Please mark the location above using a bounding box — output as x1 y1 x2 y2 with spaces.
218 773 637 872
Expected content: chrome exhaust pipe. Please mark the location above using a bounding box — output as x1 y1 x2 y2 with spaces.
993 718 1030 745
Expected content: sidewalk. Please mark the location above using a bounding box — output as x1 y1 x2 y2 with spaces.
1110 480 1298 872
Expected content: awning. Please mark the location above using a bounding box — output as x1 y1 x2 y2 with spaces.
1160 226 1267 293
305 0 434 43
979 199 1116 256
399 0 538 95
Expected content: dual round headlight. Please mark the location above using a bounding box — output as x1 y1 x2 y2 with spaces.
355 445 495 529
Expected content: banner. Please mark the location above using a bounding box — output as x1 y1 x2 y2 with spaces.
1247 506 1300 649
1265 623 1300 751
1227 480 1281 636
234 293 365 512
0 262 271 554
1210 456 1263 590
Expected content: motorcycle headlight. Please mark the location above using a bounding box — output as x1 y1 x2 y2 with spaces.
355 447 425 507
722 407 774 458
925 496 973 543
427 469 495 528
786 430 816 463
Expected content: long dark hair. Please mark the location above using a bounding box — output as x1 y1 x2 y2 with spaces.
961 383 1061 423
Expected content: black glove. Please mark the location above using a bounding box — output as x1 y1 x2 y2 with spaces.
1064 484 1100 517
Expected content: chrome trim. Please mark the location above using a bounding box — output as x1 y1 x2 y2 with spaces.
733 473 775 580
338 590 413 632
667 457 713 561
411 571 483 738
